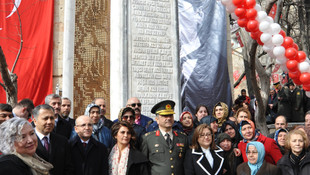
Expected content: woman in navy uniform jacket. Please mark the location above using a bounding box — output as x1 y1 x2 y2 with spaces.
184 124 229 175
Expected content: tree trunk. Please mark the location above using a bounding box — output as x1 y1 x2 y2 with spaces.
0 46 17 106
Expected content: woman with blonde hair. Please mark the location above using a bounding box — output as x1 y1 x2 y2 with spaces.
213 102 229 127
234 107 252 124
277 129 310 175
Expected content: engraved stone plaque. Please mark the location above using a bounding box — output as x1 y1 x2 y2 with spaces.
127 0 180 118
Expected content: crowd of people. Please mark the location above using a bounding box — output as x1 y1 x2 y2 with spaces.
1 88 310 175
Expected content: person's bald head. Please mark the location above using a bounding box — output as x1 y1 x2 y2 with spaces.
126 97 141 116
275 115 287 130
75 115 93 141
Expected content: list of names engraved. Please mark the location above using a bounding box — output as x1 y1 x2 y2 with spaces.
128 0 178 117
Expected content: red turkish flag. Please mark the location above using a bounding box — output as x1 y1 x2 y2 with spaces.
0 0 54 106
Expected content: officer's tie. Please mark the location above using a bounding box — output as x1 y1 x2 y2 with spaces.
165 133 172 149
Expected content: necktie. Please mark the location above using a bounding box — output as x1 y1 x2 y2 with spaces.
165 133 172 149
43 137 49 151
83 142 87 148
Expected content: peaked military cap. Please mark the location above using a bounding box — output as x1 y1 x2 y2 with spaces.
151 100 175 115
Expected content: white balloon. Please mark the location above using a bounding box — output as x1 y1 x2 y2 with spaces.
221 0 231 5
254 4 261 11
226 4 236 14
298 61 310 73
280 63 289 72
231 13 238 20
256 11 267 22
260 33 272 43
263 45 273 52
273 46 286 57
259 21 270 33
266 16 274 23
272 34 284 46
306 91 310 98
267 51 276 58
269 23 281 35
276 57 287 64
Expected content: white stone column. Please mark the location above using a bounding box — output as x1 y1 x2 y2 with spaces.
62 0 75 118
110 0 127 120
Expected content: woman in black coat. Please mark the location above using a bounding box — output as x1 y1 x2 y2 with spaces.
184 124 228 175
277 129 310 175
0 118 53 175
109 121 150 175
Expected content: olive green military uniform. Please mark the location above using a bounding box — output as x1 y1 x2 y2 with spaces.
141 130 188 175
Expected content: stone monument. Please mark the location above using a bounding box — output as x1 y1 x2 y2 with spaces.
111 0 180 119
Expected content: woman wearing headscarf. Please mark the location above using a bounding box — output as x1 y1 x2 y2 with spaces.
221 120 242 148
213 102 229 127
179 111 194 135
238 119 282 165
0 117 53 175
274 128 288 155
237 141 281 175
277 129 310 175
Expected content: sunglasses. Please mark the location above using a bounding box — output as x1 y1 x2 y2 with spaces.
122 115 135 120
129 103 141 107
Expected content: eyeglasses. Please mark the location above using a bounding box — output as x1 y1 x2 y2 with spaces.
199 133 212 138
122 115 135 120
76 123 93 128
129 103 141 107
246 151 258 155
0 113 14 119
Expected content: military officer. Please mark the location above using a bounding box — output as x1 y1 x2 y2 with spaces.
289 82 304 122
274 82 292 122
141 100 188 175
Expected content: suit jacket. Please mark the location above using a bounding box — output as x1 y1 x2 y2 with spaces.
141 130 188 175
237 161 281 175
139 114 153 128
54 115 72 139
36 132 74 175
0 154 33 175
184 147 227 175
69 136 108 175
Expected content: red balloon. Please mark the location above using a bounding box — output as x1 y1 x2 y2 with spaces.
289 71 301 79
285 48 298 59
235 8 246 18
300 73 310 84
233 0 245 7
245 0 256 8
279 30 286 38
286 60 299 72
246 8 257 19
247 20 259 32
237 18 248 27
296 51 307 63
281 37 294 49
292 78 302 86
256 38 264 45
293 43 299 50
303 86 310 91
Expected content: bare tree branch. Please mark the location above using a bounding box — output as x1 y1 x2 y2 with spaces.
234 71 246 88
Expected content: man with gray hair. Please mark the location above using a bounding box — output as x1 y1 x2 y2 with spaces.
45 94 71 139
33 104 73 175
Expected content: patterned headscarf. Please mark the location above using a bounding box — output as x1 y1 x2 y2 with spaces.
212 102 229 127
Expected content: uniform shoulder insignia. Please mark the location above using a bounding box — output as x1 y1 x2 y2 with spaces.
144 131 156 137
179 131 187 136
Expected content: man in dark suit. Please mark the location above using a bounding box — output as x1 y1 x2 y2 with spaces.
33 104 73 175
93 97 114 129
70 115 108 175
141 100 188 175
126 97 153 128
61 97 75 127
45 94 72 139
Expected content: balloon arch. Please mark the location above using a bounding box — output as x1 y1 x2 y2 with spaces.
221 0 310 96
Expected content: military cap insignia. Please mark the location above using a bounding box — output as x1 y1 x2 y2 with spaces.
166 104 171 110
